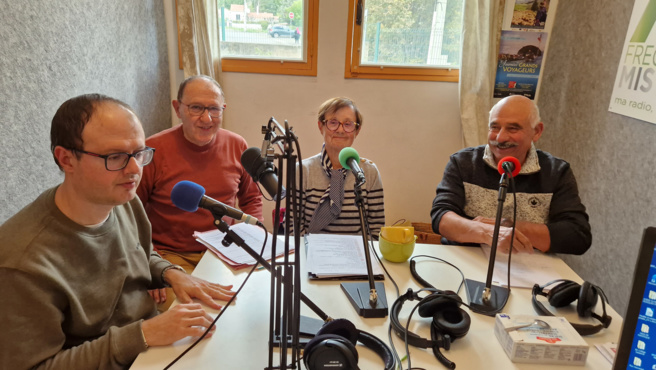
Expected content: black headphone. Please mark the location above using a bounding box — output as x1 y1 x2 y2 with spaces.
390 288 470 369
531 279 612 336
303 318 395 370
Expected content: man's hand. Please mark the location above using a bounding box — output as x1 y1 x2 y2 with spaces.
148 288 167 304
473 216 533 254
164 269 235 310
141 303 216 347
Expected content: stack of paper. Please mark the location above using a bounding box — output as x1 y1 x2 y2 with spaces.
194 223 294 270
481 245 565 288
305 234 384 280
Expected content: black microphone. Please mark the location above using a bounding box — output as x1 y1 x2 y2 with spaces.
338 147 366 186
241 147 286 200
171 181 261 226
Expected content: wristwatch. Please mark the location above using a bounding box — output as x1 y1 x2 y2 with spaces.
161 264 186 287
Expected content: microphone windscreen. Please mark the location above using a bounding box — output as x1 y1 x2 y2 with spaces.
171 180 205 212
240 147 263 179
338 147 360 170
497 156 521 177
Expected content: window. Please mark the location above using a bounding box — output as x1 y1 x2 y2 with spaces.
345 0 463 82
217 0 318 76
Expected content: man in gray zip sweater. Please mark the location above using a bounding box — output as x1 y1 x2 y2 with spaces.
431 95 591 255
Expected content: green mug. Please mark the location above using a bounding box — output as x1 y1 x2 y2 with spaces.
379 234 417 263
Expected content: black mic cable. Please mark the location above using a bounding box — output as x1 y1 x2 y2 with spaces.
164 223 270 369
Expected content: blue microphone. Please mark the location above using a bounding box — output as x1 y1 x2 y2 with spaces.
171 180 260 226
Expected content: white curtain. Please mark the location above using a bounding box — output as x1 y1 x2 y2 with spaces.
459 0 505 147
176 0 220 79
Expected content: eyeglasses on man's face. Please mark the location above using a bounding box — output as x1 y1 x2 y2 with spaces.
74 147 155 171
322 119 360 133
180 102 226 118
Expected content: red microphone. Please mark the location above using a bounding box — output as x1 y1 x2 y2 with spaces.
497 156 521 177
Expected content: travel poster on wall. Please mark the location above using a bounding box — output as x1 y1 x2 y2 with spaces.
511 0 551 30
494 30 547 100
609 0 656 125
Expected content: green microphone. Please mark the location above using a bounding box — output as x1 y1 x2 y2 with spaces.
339 147 366 186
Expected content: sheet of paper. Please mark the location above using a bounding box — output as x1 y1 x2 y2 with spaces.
481 245 564 288
193 223 293 267
594 342 617 364
305 234 383 279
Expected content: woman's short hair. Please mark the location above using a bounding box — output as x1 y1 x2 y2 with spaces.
317 97 363 127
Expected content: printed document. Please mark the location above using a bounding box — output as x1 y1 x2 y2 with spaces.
305 234 383 280
194 223 293 269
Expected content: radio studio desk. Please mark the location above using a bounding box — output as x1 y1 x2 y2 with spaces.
131 242 623 370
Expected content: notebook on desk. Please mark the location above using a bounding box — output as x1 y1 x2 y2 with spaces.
304 233 384 280
613 227 656 370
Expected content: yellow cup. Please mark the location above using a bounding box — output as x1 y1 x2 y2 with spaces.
380 226 415 244
379 234 417 263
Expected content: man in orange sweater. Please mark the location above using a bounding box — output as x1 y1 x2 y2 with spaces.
138 75 263 308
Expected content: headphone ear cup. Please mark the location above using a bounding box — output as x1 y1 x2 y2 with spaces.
316 319 359 345
417 292 462 318
577 281 599 318
547 281 581 307
432 306 471 340
303 334 358 369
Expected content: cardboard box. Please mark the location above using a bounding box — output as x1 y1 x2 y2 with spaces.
494 314 589 366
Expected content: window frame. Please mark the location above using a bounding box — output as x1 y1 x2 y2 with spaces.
344 0 460 82
220 0 319 76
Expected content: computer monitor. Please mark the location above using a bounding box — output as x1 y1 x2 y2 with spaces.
613 227 656 370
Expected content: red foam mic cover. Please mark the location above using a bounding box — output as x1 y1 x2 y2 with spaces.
497 156 521 177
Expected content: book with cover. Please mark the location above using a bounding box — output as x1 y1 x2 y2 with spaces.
304 234 384 280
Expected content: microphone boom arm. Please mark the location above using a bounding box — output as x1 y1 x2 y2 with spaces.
210 205 330 323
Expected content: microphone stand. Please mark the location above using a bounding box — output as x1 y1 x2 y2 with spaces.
340 180 388 318
266 120 323 369
465 171 511 315
214 121 326 370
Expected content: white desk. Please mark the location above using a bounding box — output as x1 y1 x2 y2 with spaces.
131 243 622 370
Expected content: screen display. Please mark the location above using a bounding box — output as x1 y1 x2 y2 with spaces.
627 243 656 369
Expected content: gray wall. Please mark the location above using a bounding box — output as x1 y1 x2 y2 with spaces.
0 1 171 223
539 0 656 316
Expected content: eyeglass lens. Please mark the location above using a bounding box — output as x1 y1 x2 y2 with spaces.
187 104 223 118
106 149 154 171
326 119 357 132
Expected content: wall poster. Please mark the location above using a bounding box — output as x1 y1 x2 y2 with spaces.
609 0 656 125
493 30 548 99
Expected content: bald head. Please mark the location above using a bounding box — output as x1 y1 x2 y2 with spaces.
487 95 544 165
177 75 224 102
490 95 541 128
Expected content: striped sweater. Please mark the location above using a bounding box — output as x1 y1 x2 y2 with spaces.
292 153 385 238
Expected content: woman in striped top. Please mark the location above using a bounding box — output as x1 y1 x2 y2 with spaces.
293 97 385 238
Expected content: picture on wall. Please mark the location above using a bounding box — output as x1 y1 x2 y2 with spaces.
609 0 656 125
493 31 547 100
511 0 550 30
